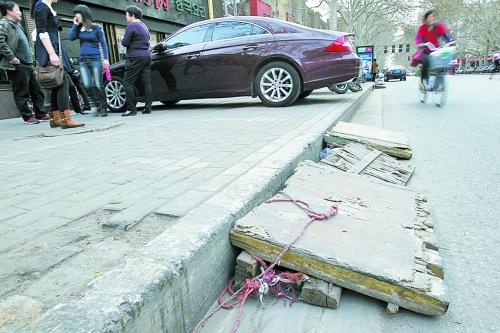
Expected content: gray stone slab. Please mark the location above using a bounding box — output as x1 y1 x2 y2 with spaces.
18 246 83 276
230 160 448 316
0 217 70 252
154 190 213 218
0 206 28 222
103 197 164 230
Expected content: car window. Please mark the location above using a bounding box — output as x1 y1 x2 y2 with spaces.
211 22 268 41
166 24 211 49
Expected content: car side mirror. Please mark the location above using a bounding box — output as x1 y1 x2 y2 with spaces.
153 42 168 53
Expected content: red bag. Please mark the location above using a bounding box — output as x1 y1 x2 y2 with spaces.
410 49 424 67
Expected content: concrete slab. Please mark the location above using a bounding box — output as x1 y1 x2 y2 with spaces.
230 160 448 316
325 121 412 159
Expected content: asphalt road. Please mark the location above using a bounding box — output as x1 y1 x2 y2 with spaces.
198 73 500 333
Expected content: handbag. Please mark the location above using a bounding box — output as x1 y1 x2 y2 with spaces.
410 49 424 68
35 33 65 88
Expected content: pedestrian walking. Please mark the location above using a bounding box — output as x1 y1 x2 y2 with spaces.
30 0 84 128
371 59 379 82
68 4 109 117
120 5 152 116
0 1 48 124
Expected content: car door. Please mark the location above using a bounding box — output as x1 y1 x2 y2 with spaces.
201 21 274 93
150 24 210 100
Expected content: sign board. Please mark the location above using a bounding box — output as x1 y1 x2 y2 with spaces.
356 45 374 80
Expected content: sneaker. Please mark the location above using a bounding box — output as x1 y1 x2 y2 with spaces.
36 114 50 121
24 117 40 124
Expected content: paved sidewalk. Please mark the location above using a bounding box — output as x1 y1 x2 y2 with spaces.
0 87 371 333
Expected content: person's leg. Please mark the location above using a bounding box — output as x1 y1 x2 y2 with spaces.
421 53 430 84
28 69 48 119
9 68 35 121
139 57 153 114
67 72 84 114
80 60 101 112
91 59 107 116
54 74 84 128
123 57 142 115
73 77 91 109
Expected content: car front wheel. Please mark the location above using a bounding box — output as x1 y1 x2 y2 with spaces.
256 62 301 107
104 76 127 112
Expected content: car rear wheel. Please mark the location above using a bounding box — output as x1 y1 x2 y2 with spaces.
330 83 349 94
104 76 127 112
256 62 301 107
298 90 313 99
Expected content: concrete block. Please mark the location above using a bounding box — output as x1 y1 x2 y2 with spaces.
387 303 400 314
301 280 342 309
236 250 260 276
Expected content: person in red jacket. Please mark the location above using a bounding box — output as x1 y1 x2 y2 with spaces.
415 10 454 88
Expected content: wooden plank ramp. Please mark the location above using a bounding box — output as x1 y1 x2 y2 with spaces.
321 142 416 185
325 122 412 159
230 160 448 316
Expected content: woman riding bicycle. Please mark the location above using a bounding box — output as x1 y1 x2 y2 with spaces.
415 10 454 89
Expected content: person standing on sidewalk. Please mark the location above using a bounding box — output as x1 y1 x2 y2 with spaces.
371 59 379 82
0 1 48 124
30 0 84 129
120 5 152 117
69 4 109 117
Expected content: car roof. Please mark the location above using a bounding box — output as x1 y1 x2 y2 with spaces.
170 16 347 40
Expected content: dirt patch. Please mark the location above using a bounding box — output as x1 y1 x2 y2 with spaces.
0 209 178 310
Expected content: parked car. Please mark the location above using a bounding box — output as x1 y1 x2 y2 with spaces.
104 16 361 111
384 66 407 81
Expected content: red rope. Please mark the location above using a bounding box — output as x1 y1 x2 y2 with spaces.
192 191 338 333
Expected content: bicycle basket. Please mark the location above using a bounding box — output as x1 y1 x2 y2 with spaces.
429 46 456 70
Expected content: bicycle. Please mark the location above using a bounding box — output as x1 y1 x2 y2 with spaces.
417 42 456 107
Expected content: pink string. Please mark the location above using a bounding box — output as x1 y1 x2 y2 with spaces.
192 191 338 333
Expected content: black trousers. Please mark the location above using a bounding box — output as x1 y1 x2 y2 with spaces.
123 56 153 112
67 73 91 111
421 53 430 81
8 66 46 121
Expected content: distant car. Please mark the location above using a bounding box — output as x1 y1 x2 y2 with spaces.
104 16 361 111
385 66 407 81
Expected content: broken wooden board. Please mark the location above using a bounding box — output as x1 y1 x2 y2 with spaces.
321 142 416 185
325 122 412 159
230 160 448 316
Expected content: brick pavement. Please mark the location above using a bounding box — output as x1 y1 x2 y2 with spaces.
0 88 370 332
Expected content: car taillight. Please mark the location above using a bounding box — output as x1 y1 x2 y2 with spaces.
403 69 406 72
324 36 354 52
387 71 392 74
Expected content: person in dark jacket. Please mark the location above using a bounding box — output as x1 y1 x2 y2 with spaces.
120 5 152 116
30 0 84 128
0 1 47 124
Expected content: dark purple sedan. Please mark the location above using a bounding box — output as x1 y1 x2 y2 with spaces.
104 16 361 111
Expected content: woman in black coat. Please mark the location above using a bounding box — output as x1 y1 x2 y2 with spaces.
30 0 84 128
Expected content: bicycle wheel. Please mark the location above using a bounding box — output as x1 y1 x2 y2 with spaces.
418 80 427 103
433 74 446 107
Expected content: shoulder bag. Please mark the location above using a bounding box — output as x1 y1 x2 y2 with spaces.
35 33 65 88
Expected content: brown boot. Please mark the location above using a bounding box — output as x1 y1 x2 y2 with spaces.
60 109 84 129
50 111 61 128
